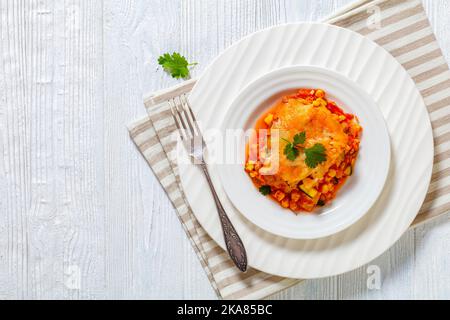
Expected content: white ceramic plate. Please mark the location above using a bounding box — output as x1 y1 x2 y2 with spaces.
219 65 391 239
179 23 433 278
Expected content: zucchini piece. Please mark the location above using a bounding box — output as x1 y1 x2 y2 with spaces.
299 185 318 199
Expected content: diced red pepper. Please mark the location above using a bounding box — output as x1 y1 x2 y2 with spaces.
326 102 344 115
297 89 313 98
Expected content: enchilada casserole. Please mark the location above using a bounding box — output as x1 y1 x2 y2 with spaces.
245 88 362 212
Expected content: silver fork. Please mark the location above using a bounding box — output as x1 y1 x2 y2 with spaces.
170 95 247 272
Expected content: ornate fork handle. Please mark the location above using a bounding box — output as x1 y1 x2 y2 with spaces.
200 163 248 272
169 95 247 272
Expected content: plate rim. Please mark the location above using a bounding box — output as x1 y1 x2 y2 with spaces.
217 64 391 239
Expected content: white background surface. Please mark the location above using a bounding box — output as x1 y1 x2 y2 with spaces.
0 0 449 299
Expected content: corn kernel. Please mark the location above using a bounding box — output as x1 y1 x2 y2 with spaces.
313 100 321 107
264 113 274 126
274 190 285 201
249 172 257 178
316 98 327 107
315 89 325 98
289 200 298 211
322 184 329 193
328 169 336 177
291 190 301 202
281 198 290 208
245 163 254 171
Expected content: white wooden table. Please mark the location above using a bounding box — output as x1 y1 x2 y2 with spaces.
1 0 449 300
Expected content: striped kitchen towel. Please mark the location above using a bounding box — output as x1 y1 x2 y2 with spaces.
128 0 450 299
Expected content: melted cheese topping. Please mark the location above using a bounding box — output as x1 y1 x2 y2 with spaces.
270 97 348 188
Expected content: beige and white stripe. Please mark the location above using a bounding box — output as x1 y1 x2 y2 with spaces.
128 0 450 299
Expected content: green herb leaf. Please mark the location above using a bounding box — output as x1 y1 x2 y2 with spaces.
259 185 272 196
158 52 197 79
282 131 306 161
293 132 306 145
305 143 327 168
284 143 300 161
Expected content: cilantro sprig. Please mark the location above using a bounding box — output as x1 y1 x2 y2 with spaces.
305 143 327 168
293 132 306 145
259 185 272 196
282 132 327 168
283 143 299 161
282 132 305 161
158 52 197 79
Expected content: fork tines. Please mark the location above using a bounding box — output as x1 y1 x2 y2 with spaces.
169 94 201 140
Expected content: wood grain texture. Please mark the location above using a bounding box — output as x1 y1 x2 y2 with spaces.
0 0 449 299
